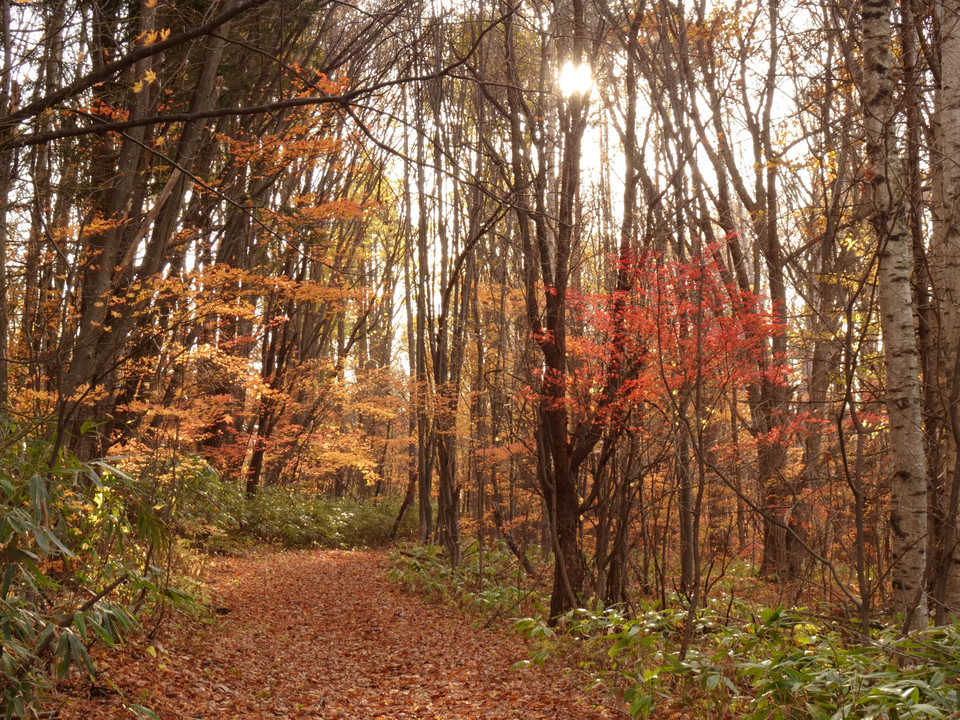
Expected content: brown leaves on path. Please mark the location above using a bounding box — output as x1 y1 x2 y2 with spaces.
54 550 614 719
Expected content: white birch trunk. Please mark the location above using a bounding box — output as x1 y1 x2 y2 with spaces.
862 0 929 630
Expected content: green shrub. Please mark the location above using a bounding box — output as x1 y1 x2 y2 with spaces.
511 603 960 719
160 455 245 541
242 488 416 548
392 544 960 719
389 541 546 618
0 425 182 719
132 455 417 551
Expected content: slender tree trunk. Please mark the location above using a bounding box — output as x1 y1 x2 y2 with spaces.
413 75 434 542
0 0 13 413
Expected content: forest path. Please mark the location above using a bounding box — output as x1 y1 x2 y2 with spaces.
56 549 613 719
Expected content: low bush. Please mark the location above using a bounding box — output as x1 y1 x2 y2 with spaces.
513 604 960 719
127 450 418 550
392 544 960 719
242 488 417 549
389 541 547 619
0 426 189 719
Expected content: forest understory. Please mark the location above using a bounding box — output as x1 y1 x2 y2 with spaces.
35 535 960 720
51 550 611 720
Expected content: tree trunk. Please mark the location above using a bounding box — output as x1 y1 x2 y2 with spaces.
862 0 929 630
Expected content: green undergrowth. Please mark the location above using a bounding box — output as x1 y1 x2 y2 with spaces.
242 490 417 549
388 542 549 621
0 427 198 720
390 545 960 719
168 461 418 551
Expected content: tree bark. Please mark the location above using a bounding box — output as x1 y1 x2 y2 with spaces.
930 0 960 619
862 0 929 630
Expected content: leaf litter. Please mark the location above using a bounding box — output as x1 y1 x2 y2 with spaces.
52 550 613 719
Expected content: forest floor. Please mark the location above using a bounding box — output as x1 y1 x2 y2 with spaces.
51 549 614 719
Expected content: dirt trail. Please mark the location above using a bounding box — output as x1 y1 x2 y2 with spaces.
55 550 612 719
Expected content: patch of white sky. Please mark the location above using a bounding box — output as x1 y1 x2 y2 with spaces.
575 0 826 270
7 0 100 274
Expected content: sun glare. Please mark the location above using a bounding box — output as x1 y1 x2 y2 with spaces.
558 61 592 97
